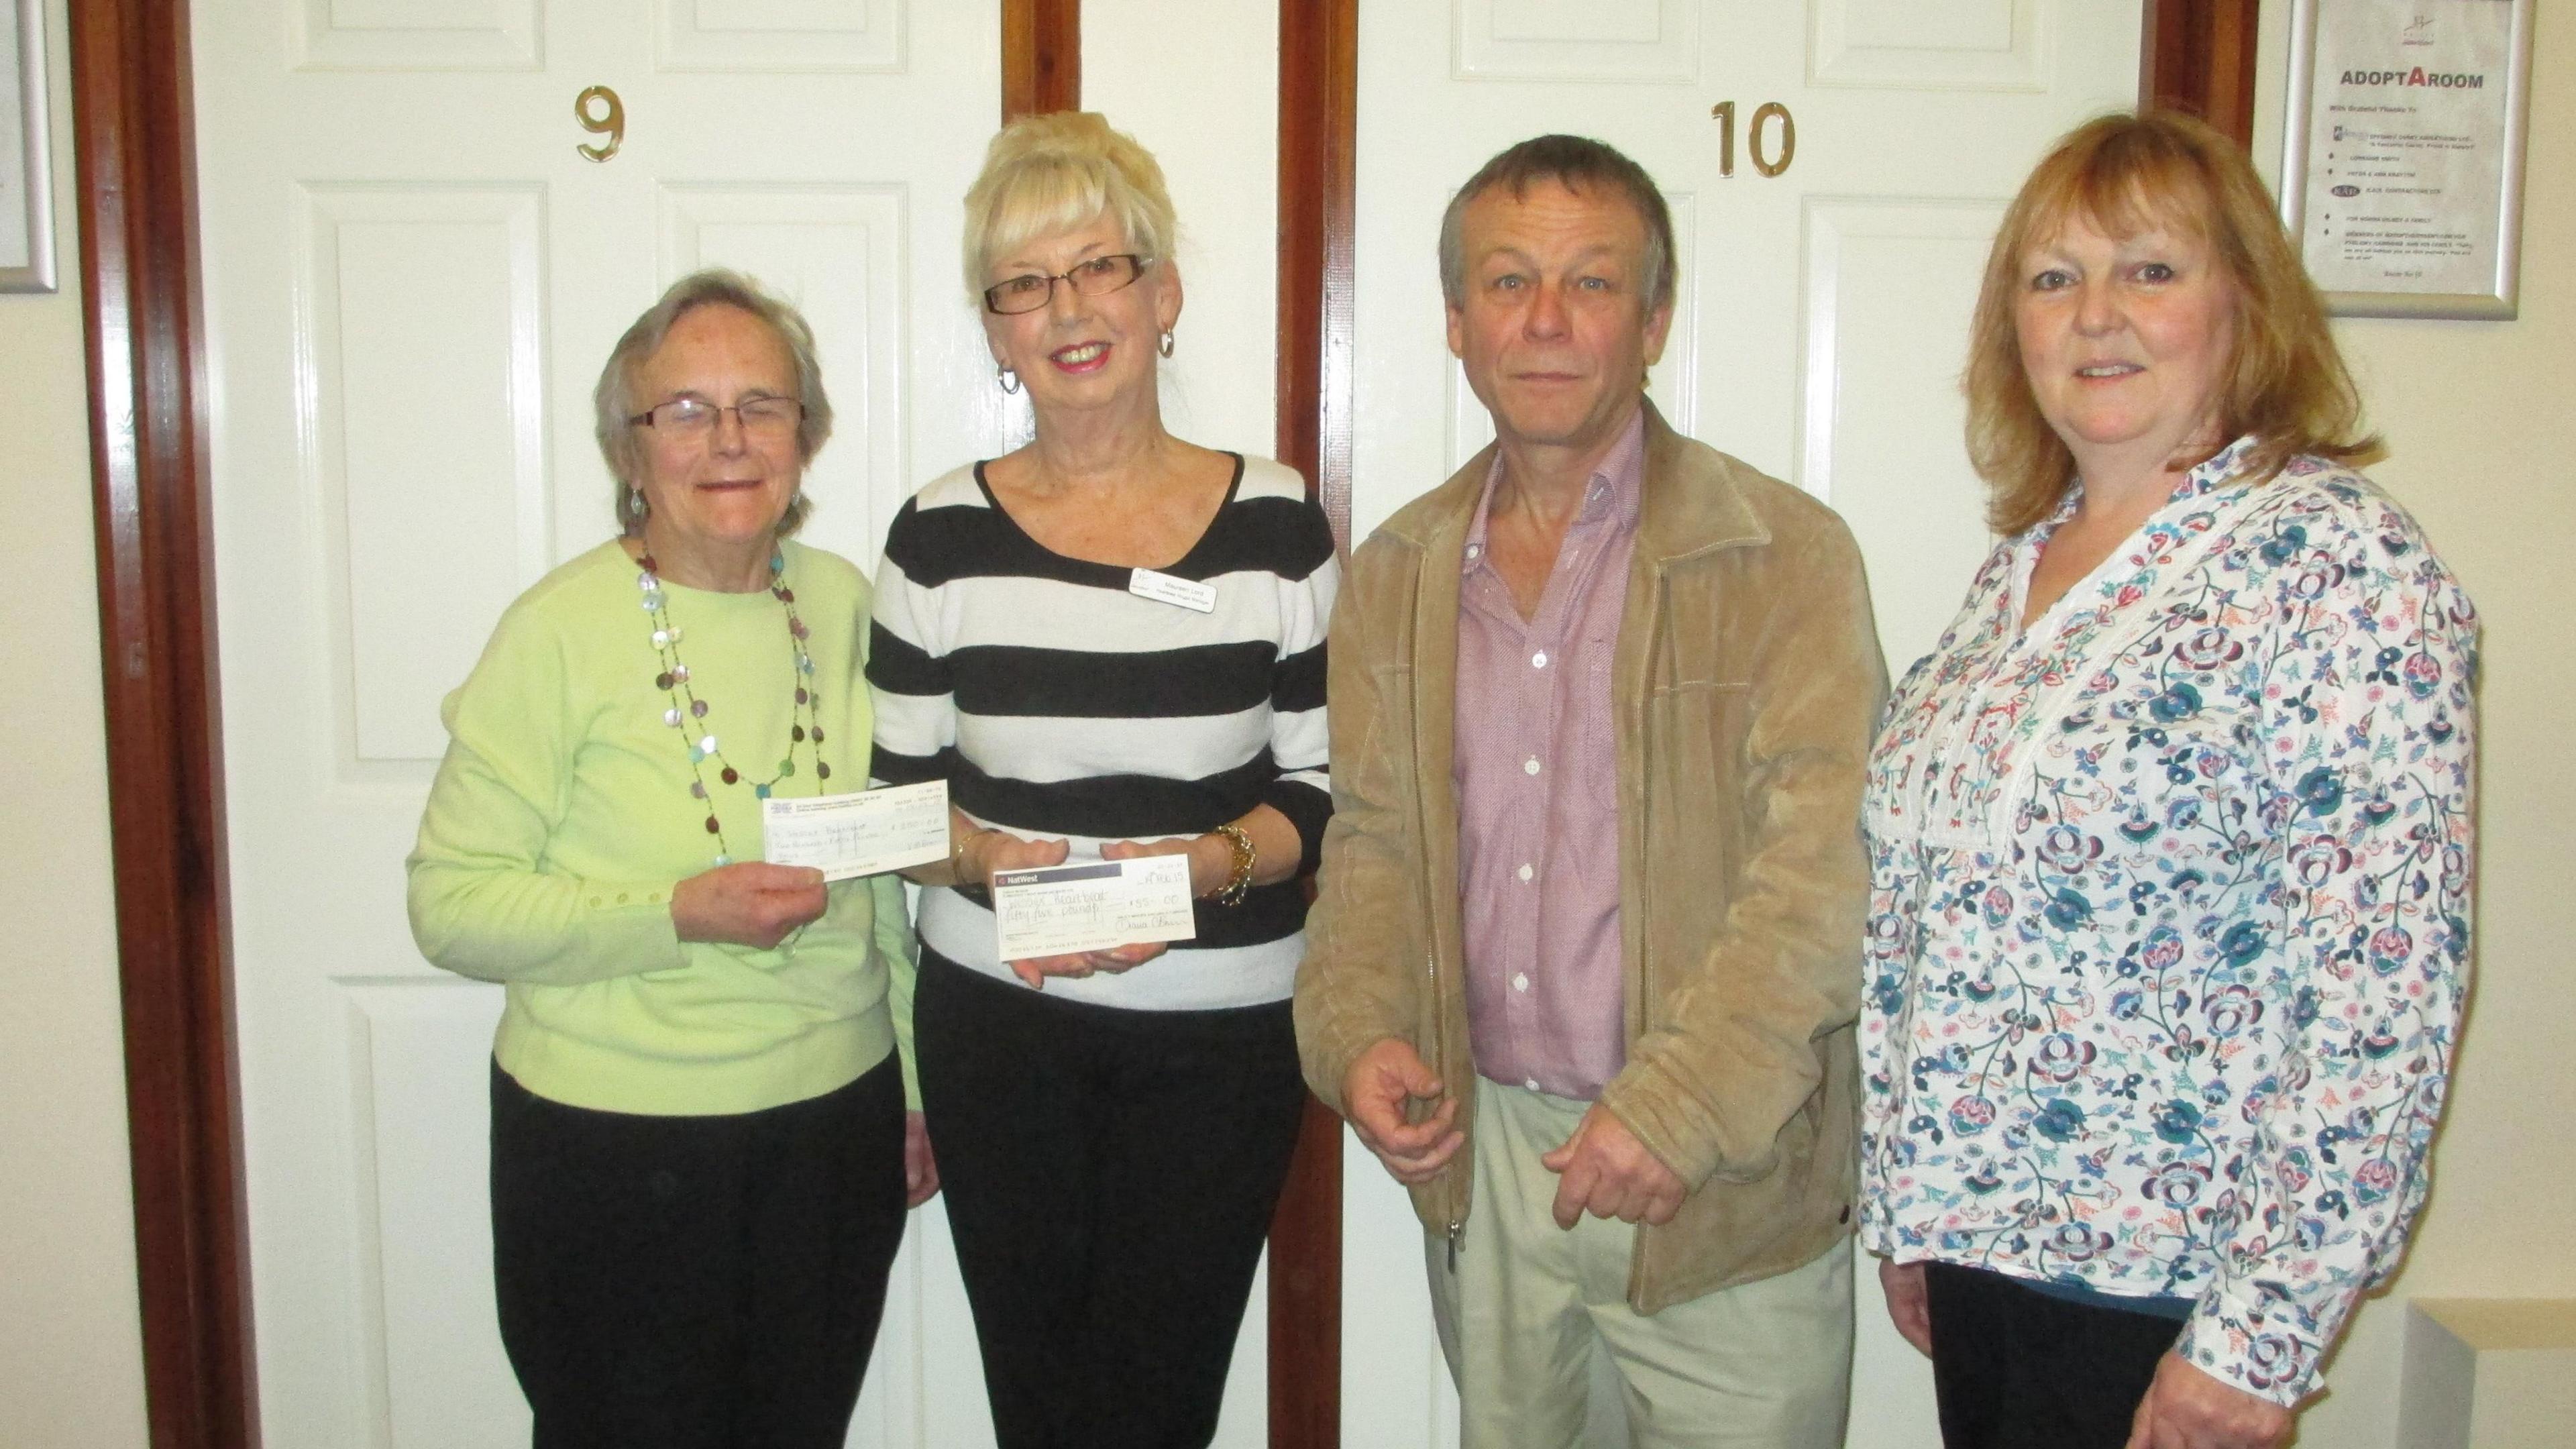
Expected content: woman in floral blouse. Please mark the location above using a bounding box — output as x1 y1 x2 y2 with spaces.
1860 111 2477 1449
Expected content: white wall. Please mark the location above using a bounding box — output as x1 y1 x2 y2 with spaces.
2245 5 2576 1443
0 0 154 1444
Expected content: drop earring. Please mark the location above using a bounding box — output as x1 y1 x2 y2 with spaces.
1158 329 1176 358
997 364 1021 394
628 489 649 520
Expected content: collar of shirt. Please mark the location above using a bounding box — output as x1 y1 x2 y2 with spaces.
1460 405 1650 578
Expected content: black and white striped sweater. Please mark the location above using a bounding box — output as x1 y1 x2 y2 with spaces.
867 453 1336 1010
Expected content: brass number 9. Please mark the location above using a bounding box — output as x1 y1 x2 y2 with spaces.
575 85 624 163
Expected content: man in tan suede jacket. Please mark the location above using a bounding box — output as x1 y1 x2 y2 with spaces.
1295 136 1887 1447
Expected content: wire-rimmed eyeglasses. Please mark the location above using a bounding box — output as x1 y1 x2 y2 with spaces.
982 254 1153 315
627 396 806 439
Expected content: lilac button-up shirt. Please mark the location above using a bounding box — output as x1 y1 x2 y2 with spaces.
1453 409 1644 1101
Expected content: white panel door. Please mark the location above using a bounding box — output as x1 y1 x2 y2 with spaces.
190 3 1010 1444
1342 3 2141 1444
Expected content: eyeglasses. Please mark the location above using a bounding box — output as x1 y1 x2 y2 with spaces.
982 254 1152 315
628 396 805 439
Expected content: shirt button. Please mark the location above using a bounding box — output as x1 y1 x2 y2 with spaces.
1525 1077 1542 1092
1512 973 1529 993
1523 757 1541 775
1532 651 1548 668
1466 544 1481 559
1517 863 1534 882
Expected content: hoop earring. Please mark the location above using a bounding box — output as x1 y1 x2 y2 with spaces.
1158 329 1176 358
997 365 1021 394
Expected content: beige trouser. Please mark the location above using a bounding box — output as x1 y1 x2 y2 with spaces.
1425 1077 1854 1449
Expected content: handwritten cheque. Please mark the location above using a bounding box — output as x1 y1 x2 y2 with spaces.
761 781 950 881
991 855 1197 960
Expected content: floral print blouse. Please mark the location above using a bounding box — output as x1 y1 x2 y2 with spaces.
1859 437 2477 1406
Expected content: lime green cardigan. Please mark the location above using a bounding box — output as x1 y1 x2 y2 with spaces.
407 539 917 1116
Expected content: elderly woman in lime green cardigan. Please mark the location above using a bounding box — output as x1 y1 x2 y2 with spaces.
407 268 930 1449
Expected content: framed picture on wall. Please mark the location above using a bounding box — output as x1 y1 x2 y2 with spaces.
2 0 54 293
2280 0 2534 320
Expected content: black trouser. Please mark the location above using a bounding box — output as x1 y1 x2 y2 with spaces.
916 950 1308 1449
488 1055 908 1449
1925 1262 2188 1449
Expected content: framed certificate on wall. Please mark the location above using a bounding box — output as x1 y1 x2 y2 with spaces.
2280 0 2533 319
1 0 53 293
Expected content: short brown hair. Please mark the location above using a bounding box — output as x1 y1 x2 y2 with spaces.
1438 135 1677 316
594 269 833 536
1965 110 2380 535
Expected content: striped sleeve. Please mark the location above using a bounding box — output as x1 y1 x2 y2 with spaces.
1264 494 1337 874
865 496 955 792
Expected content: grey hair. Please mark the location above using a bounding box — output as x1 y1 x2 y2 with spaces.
961 111 1178 303
1436 134 1678 317
593 268 834 535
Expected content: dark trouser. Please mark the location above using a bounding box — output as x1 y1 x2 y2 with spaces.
1925 1262 2188 1449
488 1055 908 1449
915 949 1307 1449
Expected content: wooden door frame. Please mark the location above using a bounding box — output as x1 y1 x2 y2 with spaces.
79 2 2251 1444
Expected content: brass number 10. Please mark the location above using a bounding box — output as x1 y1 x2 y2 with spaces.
1709 100 1796 177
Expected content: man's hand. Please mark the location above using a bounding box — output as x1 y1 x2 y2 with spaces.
1342 1038 1464 1185
2125 1352 2294 1449
1537 1104 1685 1230
1879 1258 1933 1356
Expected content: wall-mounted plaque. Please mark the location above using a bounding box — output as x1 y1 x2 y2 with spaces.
1 0 56 292
2281 0 2532 319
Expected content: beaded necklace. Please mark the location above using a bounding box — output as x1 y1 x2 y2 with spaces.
638 547 833 867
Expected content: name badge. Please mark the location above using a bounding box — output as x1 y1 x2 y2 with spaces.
1128 568 1217 613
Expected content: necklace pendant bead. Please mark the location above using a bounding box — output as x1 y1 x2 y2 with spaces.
699 734 718 754
688 745 706 763
665 708 683 728
641 592 663 611
672 664 689 682
690 700 708 718
652 629 672 647
704 815 720 834
755 784 771 799
656 672 673 690
816 761 831 780
690 782 706 799
714 853 730 866
778 757 796 777
791 725 805 743
720 766 739 785
811 727 824 743
795 688 808 704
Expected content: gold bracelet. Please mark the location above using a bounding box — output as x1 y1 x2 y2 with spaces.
1207 822 1256 906
951 826 995 883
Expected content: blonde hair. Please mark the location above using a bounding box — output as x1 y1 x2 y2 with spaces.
594 268 832 535
961 111 1177 301
1964 110 2381 535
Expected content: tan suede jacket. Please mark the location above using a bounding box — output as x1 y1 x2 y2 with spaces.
1295 404 1888 1313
